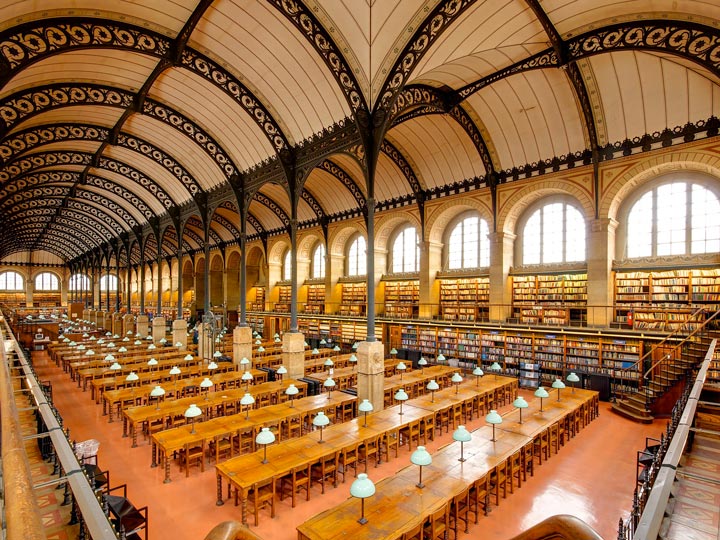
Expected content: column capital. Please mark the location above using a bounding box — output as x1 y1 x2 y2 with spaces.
489 231 517 243
590 217 619 233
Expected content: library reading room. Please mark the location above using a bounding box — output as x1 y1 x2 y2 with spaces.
1 2 720 540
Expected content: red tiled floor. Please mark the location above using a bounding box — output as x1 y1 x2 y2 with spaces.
34 350 662 540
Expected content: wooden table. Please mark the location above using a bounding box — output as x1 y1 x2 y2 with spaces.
68 348 182 380
75 351 191 389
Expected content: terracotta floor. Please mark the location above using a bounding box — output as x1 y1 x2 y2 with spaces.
33 350 662 540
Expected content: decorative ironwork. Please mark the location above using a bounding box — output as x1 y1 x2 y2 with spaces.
98 157 174 209
55 214 109 244
389 86 447 124
253 192 290 227
0 84 133 135
447 105 495 173
0 171 76 198
267 0 366 114
66 196 128 235
300 188 324 220
211 214 240 239
246 213 264 235
295 118 360 169
0 123 109 162
68 192 138 231
83 175 153 221
380 139 424 195
567 20 720 79
317 158 366 208
0 151 91 183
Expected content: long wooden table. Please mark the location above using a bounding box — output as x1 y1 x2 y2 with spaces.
296 388 598 540
215 375 519 526
76 352 194 390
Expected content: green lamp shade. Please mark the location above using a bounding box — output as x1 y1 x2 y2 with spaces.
418 357 427 366
169 366 181 375
240 393 255 407
390 348 398 355
426 380 439 391
313 411 330 428
349 354 358 362
208 361 218 370
324 358 334 367
486 410 503 424
184 404 202 419
184 354 194 361
285 384 299 396
513 396 529 409
534 386 549 399
255 426 275 445
397 361 407 371
358 399 374 413
200 377 213 389
333 345 341 351
350 473 376 498
451 372 463 384
150 385 165 397
490 362 502 372
276 365 287 375
324 377 336 389
312 348 320 354
453 425 472 443
552 379 566 389
147 358 158 366
394 388 408 401
473 366 484 377
125 371 139 382
567 372 580 383
410 446 432 466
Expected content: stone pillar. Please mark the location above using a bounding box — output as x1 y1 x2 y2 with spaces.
112 313 123 335
327 253 343 314
152 316 166 343
587 218 618 327
233 326 253 369
198 324 209 361
172 319 188 351
123 314 135 336
419 240 442 319
488 231 516 323
136 314 149 337
96 311 105 330
103 312 113 333
356 340 385 412
282 332 306 381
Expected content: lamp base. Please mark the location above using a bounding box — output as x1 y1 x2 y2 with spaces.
261 458 268 464
357 517 368 525
416 482 425 489
458 457 466 462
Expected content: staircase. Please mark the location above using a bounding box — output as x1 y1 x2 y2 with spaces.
611 314 720 423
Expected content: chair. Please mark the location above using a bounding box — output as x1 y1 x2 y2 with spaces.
401 520 425 540
284 413 304 439
549 422 563 456
521 440 534 481
399 419 421 451
436 406 452 434
358 435 380 471
451 403 464 431
180 441 205 477
469 474 489 520
489 462 508 506
421 414 436 442
235 428 255 454
379 427 399 463
423 503 451 540
451 487 471 536
508 449 523 493
338 443 358 482
340 400 355 422
533 429 550 465
209 432 234 463
246 477 275 526
311 451 338 494
278 463 311 507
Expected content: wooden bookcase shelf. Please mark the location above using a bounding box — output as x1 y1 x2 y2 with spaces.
249 287 265 311
511 273 587 325
439 277 489 321
339 282 366 316
275 285 291 313
384 279 419 318
305 284 325 314
614 268 720 331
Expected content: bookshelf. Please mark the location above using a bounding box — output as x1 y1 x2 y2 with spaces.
506 335 535 385
305 284 325 314
0 292 26 306
32 292 61 307
275 285 291 313
511 273 587 325
384 279 419 318
246 315 265 336
249 287 265 311
439 277 490 321
339 282 366 316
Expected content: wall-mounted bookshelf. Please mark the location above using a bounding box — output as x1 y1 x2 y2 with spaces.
249 287 265 311
275 285 291 313
384 279 419 318
439 276 489 321
32 292 61 307
511 272 587 325
0 292 26 306
305 284 325 314
339 282 366 316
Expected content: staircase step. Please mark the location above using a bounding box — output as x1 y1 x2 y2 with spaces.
612 400 654 423
627 393 652 408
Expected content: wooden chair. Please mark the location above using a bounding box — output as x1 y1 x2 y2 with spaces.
521 440 535 481
489 462 508 506
340 400 355 422
283 413 304 439
209 432 234 463
451 403 463 431
534 429 550 465
278 463 311 508
338 443 359 483
235 428 255 454
421 414 436 443
246 477 275 526
508 449 523 493
311 451 338 494
144 415 165 440
549 421 563 456
358 435 380 472
451 487 471 535
400 520 424 540
436 406 452 434
423 503 451 540
379 427 399 463
180 441 205 477
469 473 489 520
399 419 421 451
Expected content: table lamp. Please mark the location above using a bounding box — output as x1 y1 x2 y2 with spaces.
350 473 375 525
175 341 183 348
349 354 358 370
437 353 446 365
146 335 153 341
184 403 202 434
213 351 222 360
240 392 255 420
122 336 130 342
110 362 122 371
312 411 330 443
274 336 281 343
303 341 309 348
104 354 115 362
276 365 287 381
394 388 408 415
85 349 96 356
513 396 529 423
534 386 549 412
255 427 275 464
358 399 373 427
257 346 265 355
324 358 334 374
255 339 262 345
240 357 250 372
473 366 484 386
418 356 427 373
410 446 432 488
453 425 472 462
396 361 407 381
125 371 139 391
390 348 397 357
160 338 167 345
427 379 439 402
78 344 86 351
89 335 97 341
333 345 341 352
285 383 299 407
148 343 156 350
490 362 502 379
242 370 254 390
184 354 194 361
150 385 165 410
147 357 158 372
200 377 214 399
208 360 218 371
273 333 280 339
486 409 503 441
134 340 142 345
552 378 566 401
451 372 463 394
566 372 580 393
312 348 320 355
324 377 336 399
352 342 360 350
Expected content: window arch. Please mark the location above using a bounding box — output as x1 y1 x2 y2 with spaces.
69 273 91 291
0 271 24 291
282 250 291 281
391 226 420 273
35 272 59 291
346 235 366 277
446 213 490 270
99 274 118 291
311 243 326 279
520 200 586 265
626 181 720 258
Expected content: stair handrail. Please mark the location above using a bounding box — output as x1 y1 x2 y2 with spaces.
613 306 711 399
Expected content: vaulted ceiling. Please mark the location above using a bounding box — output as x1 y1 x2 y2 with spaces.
0 0 718 266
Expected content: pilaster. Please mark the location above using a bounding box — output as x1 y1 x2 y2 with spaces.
587 218 618 327
419 240 442 319
122 314 135 336
172 319 188 351
136 315 149 338
282 331 306 380
152 316 166 343
488 231 516 322
233 326 253 369
356 340 385 412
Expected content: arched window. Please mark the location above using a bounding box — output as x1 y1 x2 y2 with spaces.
447 214 490 269
35 272 59 291
0 271 24 291
100 274 118 291
282 250 292 281
311 243 326 279
347 235 366 277
521 201 585 264
627 181 720 258
391 226 420 273
69 274 91 291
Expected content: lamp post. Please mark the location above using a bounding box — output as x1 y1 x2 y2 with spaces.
313 411 330 443
276 365 287 381
453 425 472 462
427 379 439 403
566 372 580 393
285 383 299 407
349 354 357 370
552 378 566 401
437 353 446 365
324 377 336 400
200 377 213 400
147 357 158 373
394 388 408 415
451 372 463 394
184 404 202 434
358 399 373 427
240 393 255 420
418 356 427 373
486 409 503 442
410 446 432 488
396 361 406 381
534 386 549 412
240 357 250 372
350 473 375 525
150 385 165 410
490 361 502 379
242 370 254 390
513 396 529 423
255 427 275 464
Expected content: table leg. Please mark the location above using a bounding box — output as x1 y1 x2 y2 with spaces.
163 452 171 483
131 424 137 448
107 402 113 422
151 442 157 468
241 489 247 525
215 473 224 506
122 417 128 438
